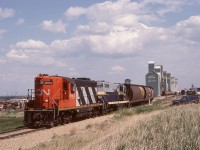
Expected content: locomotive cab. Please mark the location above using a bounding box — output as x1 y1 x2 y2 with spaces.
24 74 77 127
33 74 76 109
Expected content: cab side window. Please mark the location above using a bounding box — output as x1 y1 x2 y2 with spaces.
105 84 109 88
71 84 76 93
63 82 68 90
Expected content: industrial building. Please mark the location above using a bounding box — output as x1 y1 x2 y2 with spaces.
146 61 178 96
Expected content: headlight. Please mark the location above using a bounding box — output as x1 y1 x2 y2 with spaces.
45 99 48 103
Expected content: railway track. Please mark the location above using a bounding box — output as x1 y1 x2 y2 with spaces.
0 127 46 140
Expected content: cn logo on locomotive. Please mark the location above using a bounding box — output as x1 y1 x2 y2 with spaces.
36 89 50 96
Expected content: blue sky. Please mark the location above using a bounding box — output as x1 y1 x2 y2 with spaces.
0 0 200 95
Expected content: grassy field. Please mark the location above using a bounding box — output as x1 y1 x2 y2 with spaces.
113 104 200 150
30 102 200 150
0 111 24 133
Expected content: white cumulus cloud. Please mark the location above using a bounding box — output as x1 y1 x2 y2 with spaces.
88 28 142 56
50 37 83 53
64 6 86 18
174 16 200 42
113 14 138 27
0 8 15 19
6 49 29 60
6 39 69 67
15 39 47 49
110 65 126 74
16 18 25 25
41 20 67 33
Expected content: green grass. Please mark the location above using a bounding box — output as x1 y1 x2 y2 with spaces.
0 111 24 133
114 104 163 120
134 105 162 114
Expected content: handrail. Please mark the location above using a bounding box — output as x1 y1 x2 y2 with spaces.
50 88 62 119
50 88 61 108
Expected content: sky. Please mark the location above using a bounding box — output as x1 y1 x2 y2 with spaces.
0 0 200 96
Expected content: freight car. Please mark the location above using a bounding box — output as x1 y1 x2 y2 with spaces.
125 84 154 106
161 91 177 96
24 74 154 127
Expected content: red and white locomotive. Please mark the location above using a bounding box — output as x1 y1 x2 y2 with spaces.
24 74 154 127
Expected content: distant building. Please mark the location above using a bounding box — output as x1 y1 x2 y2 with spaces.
146 70 160 96
167 73 171 91
125 79 131 84
146 61 178 96
163 71 168 91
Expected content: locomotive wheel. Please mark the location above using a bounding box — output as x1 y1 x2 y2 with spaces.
90 111 93 118
98 108 103 116
91 110 95 118
47 122 54 128
58 116 63 125
102 108 107 115
61 116 66 124
92 109 98 118
65 114 72 123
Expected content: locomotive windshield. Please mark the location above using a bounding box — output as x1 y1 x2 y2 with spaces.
35 80 53 85
63 82 68 90
35 80 42 85
97 83 103 88
44 81 53 85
